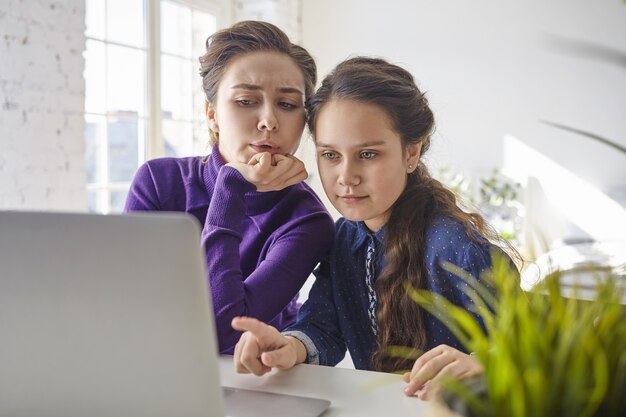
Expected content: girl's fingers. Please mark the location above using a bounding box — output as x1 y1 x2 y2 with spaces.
404 346 481 398
416 380 434 400
232 338 247 373
416 359 476 400
232 318 268 375
429 353 482 384
231 316 282 347
231 316 291 376
244 339 273 376
405 356 450 396
430 360 465 383
236 333 267 376
413 344 448 366
260 342 296 369
231 316 269 336
404 345 456 396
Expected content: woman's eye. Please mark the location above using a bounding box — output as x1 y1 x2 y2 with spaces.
360 151 377 159
278 102 297 110
321 152 338 160
236 99 254 106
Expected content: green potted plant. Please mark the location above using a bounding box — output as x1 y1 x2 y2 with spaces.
436 167 524 247
406 255 626 417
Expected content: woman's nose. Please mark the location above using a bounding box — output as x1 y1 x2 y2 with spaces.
258 105 278 131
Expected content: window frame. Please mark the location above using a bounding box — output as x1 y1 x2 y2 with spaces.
85 0 228 213
146 0 228 160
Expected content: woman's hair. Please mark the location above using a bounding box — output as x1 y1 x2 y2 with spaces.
307 57 512 373
199 19 316 112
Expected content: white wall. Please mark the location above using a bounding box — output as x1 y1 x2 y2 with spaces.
301 0 626 186
0 0 87 211
301 0 626 244
233 0 301 42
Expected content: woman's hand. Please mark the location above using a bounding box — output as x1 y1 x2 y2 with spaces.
231 316 306 376
402 344 483 400
226 152 307 192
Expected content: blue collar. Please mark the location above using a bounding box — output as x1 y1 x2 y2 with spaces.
350 221 385 253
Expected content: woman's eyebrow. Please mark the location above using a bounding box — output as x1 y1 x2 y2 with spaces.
277 87 304 96
231 83 261 91
231 83 303 96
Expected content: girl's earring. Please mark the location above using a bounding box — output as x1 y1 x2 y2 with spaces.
408 164 413 170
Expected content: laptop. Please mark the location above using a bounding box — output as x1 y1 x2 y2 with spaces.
0 210 330 417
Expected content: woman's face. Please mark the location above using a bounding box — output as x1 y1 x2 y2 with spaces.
315 99 420 232
206 51 307 164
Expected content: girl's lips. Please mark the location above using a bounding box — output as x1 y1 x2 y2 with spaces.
339 195 367 204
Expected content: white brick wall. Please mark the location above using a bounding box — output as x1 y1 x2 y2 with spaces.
233 0 301 43
0 0 87 211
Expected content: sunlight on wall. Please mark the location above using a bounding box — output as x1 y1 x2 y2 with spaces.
521 240 626 296
502 135 626 252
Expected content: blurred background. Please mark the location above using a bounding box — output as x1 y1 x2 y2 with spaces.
1 0 625 261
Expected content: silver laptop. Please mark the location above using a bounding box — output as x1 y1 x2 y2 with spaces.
0 210 330 417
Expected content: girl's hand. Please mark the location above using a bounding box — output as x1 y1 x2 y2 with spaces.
231 316 304 376
226 152 307 192
402 344 483 400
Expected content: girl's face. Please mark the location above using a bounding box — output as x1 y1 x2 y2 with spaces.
206 51 306 164
315 99 420 232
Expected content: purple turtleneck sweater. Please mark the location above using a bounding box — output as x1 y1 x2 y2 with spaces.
124 147 334 352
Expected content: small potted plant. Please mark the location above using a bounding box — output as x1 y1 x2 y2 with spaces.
436 167 524 248
406 255 626 417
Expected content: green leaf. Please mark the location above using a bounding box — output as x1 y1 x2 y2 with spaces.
392 252 626 416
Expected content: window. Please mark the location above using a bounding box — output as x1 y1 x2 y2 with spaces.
84 0 222 213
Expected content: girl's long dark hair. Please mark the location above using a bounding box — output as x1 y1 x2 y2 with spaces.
307 57 513 372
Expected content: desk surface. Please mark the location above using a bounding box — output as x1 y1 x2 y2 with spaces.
219 355 430 417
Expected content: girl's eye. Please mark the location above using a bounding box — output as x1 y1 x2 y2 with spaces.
360 151 377 160
321 151 339 160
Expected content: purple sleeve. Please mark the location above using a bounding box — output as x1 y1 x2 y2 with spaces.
203 167 334 352
124 162 160 212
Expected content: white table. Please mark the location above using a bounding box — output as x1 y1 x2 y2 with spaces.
219 355 430 417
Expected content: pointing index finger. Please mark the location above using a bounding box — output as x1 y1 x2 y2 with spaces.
231 316 272 338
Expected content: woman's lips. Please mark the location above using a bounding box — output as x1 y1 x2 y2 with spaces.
250 143 280 154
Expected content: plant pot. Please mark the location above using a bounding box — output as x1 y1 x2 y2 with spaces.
427 375 487 417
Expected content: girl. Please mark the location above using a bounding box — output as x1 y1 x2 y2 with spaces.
124 21 334 353
232 57 517 399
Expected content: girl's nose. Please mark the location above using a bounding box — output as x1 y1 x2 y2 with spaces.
338 162 360 187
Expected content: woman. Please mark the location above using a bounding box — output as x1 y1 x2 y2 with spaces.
232 57 518 399
125 21 334 353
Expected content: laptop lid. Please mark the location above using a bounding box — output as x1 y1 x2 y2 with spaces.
0 211 224 417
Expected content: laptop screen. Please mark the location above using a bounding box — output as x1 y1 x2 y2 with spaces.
0 211 225 417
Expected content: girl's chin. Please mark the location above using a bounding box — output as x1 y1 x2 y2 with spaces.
335 209 369 223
